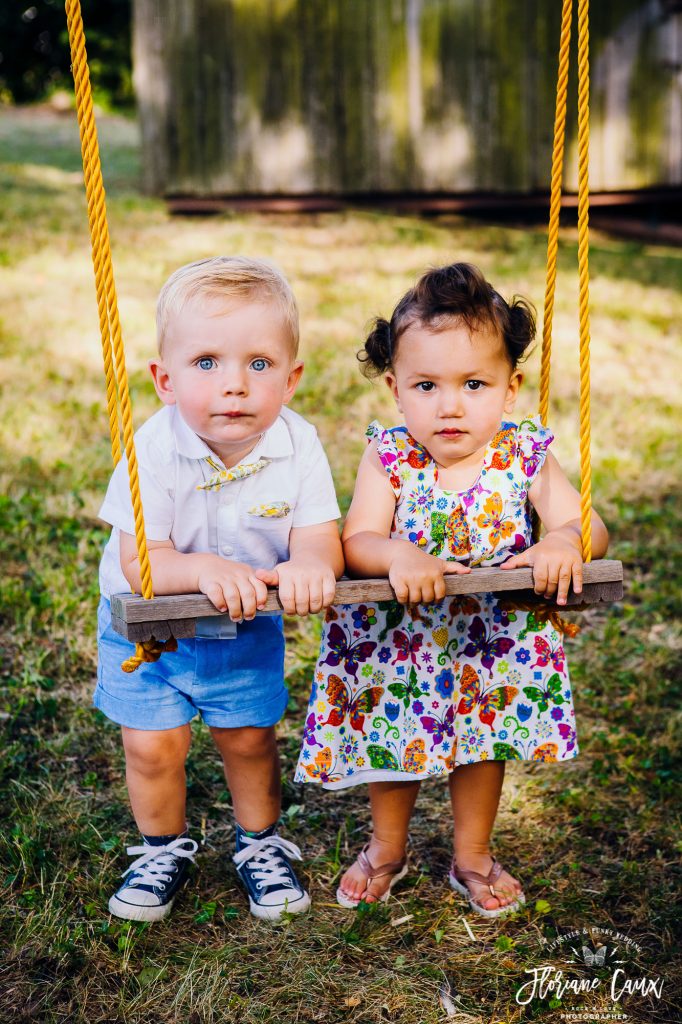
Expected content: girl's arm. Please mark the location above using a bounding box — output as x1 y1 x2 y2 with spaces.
500 451 609 605
342 443 470 604
341 444 401 576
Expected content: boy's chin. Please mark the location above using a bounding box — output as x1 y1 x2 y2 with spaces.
201 424 272 461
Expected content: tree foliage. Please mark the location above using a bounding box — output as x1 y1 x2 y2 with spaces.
0 0 132 107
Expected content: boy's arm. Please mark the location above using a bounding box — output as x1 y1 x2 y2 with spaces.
289 522 345 580
119 532 270 620
256 521 343 616
500 451 609 604
120 533 204 594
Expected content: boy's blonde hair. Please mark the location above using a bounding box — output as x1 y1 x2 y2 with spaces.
156 256 299 354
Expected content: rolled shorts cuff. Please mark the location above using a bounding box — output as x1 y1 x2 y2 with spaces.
200 687 289 729
93 681 289 731
93 683 196 731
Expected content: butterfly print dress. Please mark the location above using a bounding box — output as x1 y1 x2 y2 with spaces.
294 417 578 789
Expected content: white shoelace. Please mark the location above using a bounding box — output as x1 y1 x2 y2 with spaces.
122 837 199 888
232 834 303 891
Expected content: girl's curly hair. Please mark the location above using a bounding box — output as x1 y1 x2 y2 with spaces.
360 262 535 376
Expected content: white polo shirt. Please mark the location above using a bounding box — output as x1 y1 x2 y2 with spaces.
98 405 341 598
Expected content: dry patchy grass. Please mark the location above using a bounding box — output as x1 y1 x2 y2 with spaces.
0 106 680 1024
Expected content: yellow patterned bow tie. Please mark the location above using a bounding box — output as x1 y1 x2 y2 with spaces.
197 456 272 492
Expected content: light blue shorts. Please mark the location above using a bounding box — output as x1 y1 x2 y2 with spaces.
94 597 287 731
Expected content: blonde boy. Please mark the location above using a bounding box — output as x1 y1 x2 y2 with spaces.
96 257 343 921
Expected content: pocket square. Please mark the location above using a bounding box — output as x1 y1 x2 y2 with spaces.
247 501 292 519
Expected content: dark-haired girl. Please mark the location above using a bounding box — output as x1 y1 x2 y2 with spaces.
295 263 608 917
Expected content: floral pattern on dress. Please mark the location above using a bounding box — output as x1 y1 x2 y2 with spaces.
294 417 579 789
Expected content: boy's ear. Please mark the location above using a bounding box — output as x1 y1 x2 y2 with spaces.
385 372 403 413
282 360 304 405
149 359 176 405
504 369 523 413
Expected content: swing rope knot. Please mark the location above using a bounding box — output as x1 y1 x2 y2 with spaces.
121 637 179 674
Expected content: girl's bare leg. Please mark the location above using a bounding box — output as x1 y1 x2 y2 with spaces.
338 780 420 903
449 761 524 910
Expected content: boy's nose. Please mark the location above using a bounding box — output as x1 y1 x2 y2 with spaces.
221 373 248 396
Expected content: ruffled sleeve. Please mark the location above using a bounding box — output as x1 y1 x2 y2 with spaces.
515 415 554 486
366 420 403 498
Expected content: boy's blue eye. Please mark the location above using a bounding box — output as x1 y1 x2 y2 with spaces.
250 358 268 372
416 381 435 392
198 357 215 371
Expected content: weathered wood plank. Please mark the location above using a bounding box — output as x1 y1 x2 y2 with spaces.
112 614 197 642
110 560 624 633
133 0 681 196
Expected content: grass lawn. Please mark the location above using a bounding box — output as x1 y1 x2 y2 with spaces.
0 105 680 1024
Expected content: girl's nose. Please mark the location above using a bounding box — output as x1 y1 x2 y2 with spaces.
439 390 464 418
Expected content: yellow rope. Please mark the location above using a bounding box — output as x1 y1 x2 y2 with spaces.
121 636 178 674
66 2 164 667
65 2 120 465
65 0 155 599
539 0 593 563
576 0 592 562
539 0 573 427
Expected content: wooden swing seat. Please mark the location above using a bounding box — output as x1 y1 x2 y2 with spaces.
110 558 623 643
67 0 622 662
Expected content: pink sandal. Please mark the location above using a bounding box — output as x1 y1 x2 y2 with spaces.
336 844 408 909
449 856 526 918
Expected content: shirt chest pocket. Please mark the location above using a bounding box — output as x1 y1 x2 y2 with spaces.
243 501 294 529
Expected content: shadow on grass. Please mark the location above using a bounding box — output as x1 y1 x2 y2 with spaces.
1 102 680 1020
0 482 679 1023
0 107 141 189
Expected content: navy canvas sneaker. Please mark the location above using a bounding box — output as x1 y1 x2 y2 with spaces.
108 834 198 922
233 822 311 921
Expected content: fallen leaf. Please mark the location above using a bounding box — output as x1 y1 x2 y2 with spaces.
391 913 414 927
438 983 458 1017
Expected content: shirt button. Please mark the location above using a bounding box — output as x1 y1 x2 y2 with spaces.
222 544 234 556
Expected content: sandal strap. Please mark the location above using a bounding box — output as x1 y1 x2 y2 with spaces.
357 843 407 882
451 856 504 889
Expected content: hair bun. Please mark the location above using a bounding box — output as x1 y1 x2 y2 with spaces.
358 317 393 377
506 297 536 363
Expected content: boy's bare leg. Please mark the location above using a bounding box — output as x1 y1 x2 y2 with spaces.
338 780 420 904
210 725 281 832
449 761 524 910
122 724 191 836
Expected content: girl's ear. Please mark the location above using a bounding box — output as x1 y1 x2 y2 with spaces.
504 369 523 413
149 359 176 405
385 372 403 413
